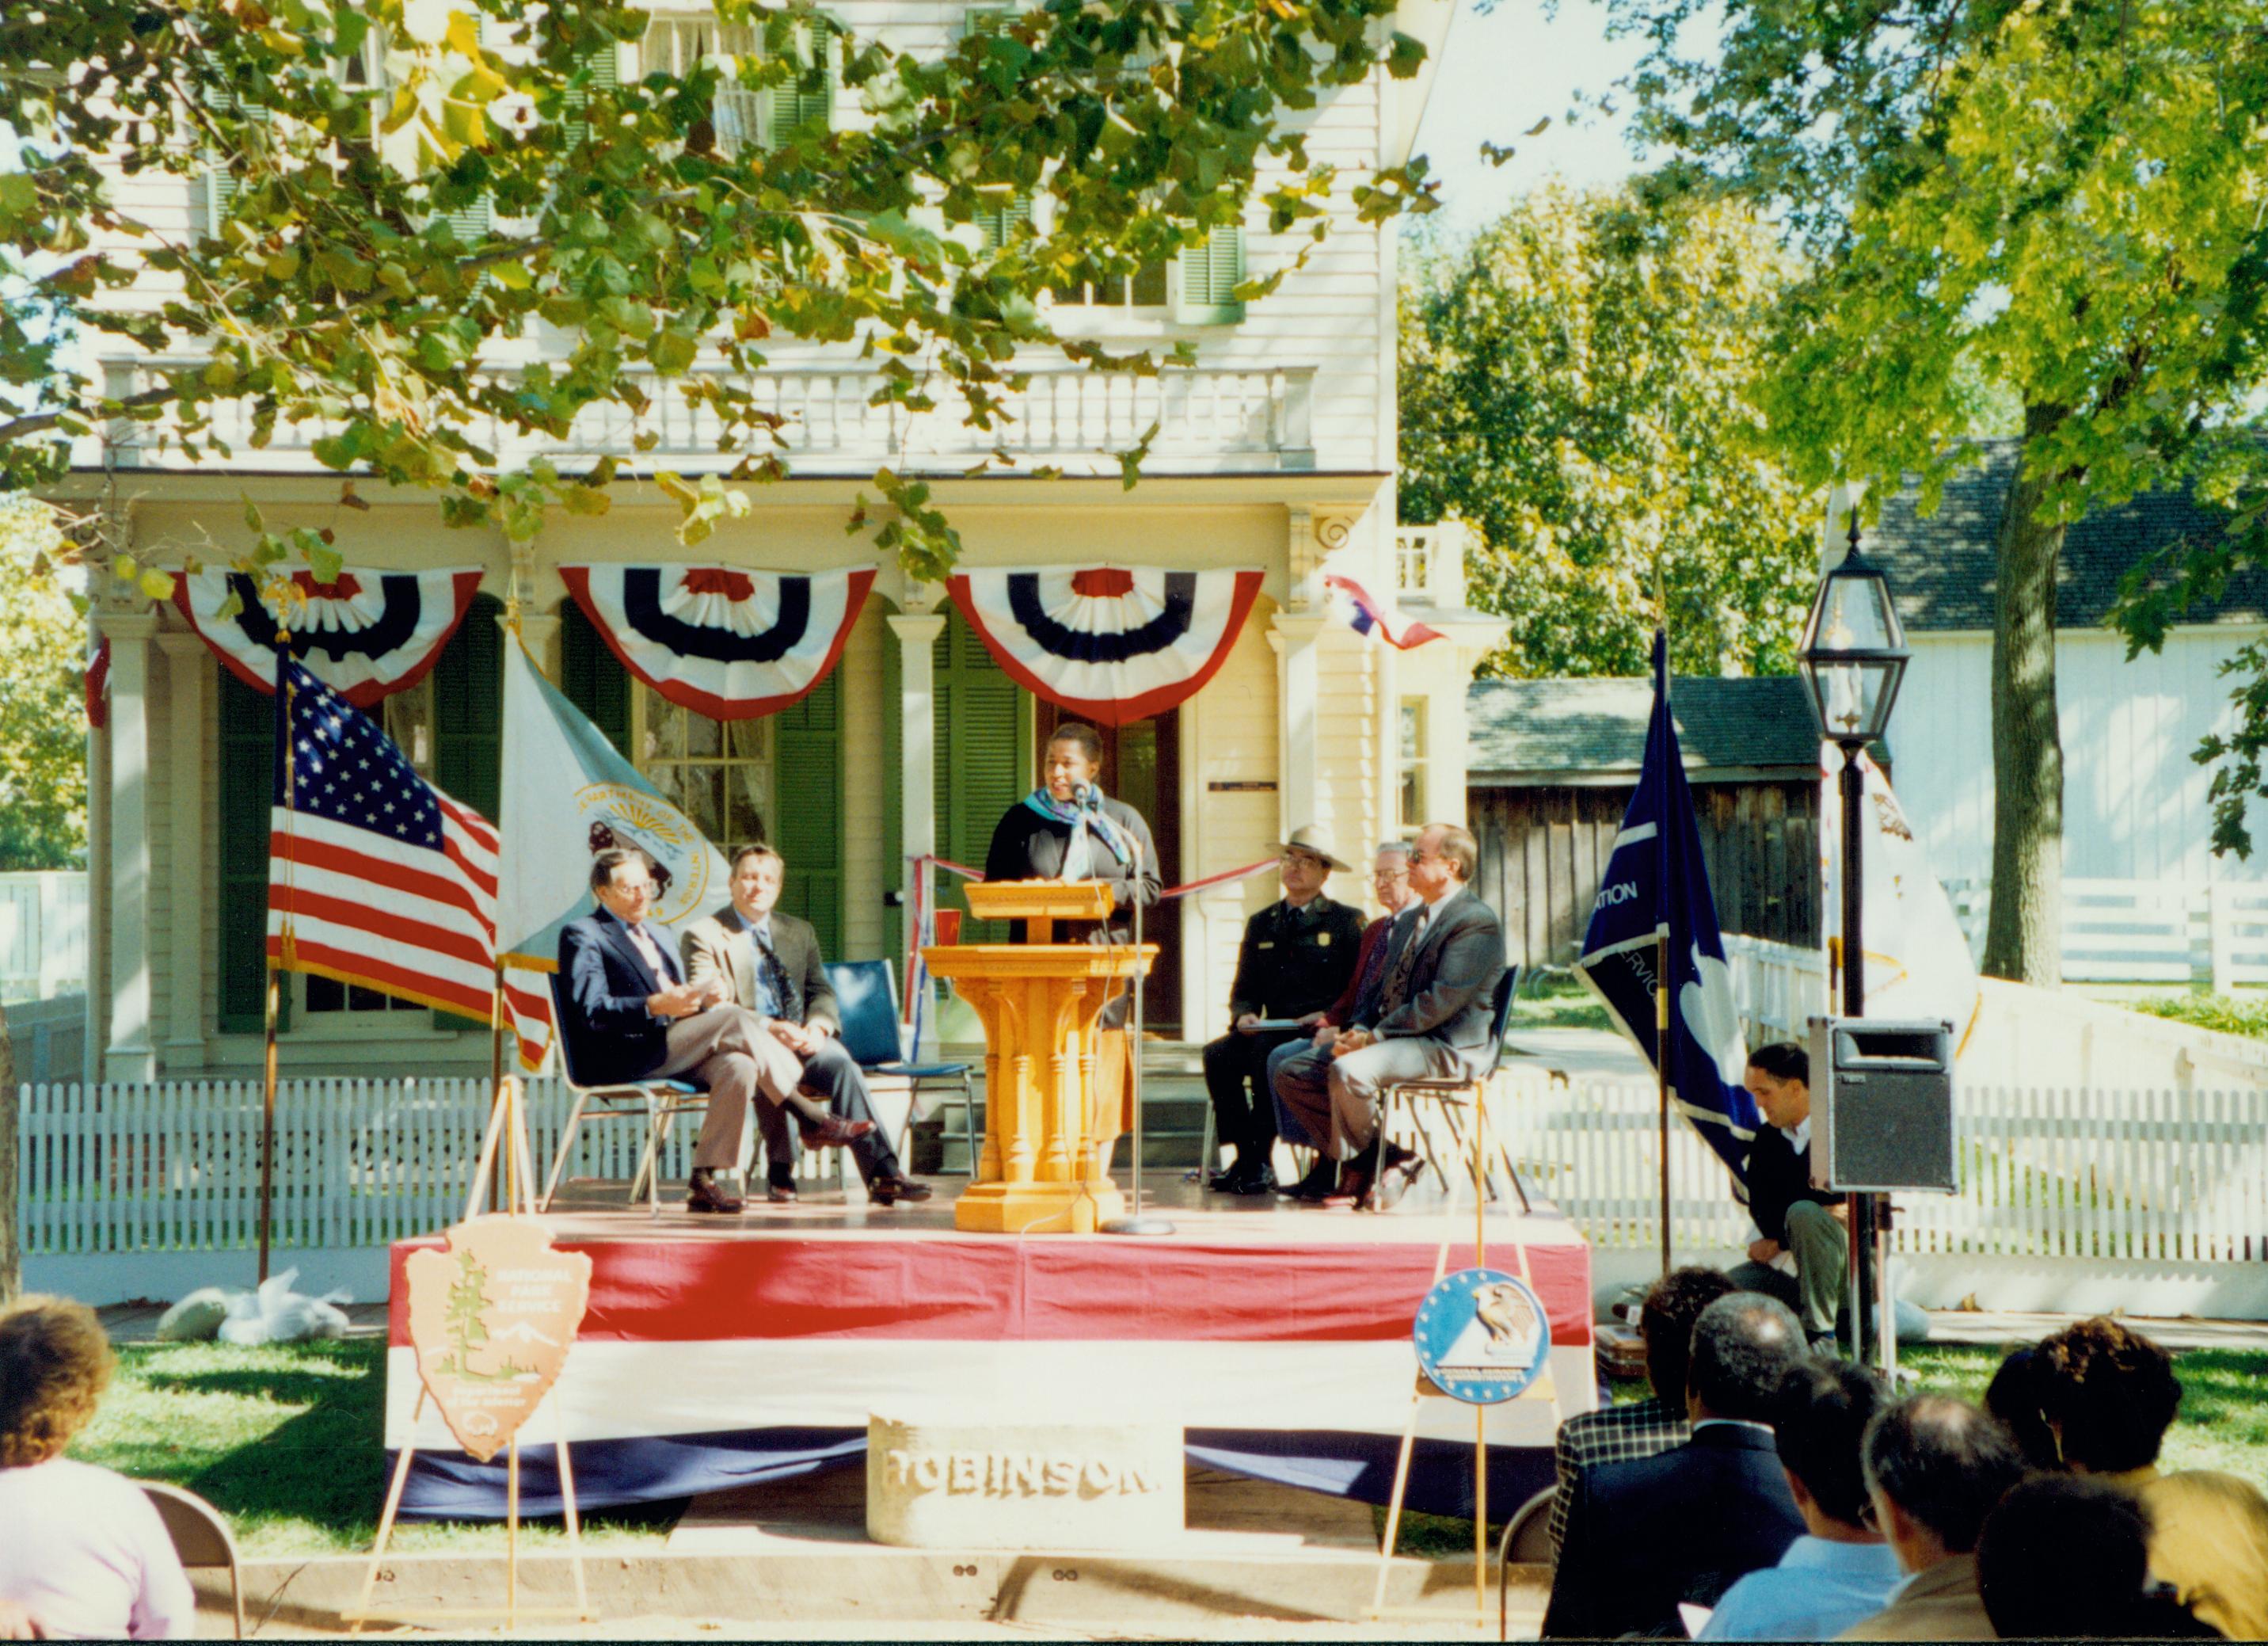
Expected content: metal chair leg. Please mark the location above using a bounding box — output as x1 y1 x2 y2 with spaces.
633 1098 672 1217
542 1089 594 1212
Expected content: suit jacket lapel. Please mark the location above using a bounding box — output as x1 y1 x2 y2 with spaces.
599 909 668 993
721 908 759 1009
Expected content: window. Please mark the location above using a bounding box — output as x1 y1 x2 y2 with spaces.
1398 699 1427 831
1049 257 1170 309
639 15 833 156
1044 224 1246 322
635 683 776 846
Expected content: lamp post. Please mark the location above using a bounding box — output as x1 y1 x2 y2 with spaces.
1798 516 1910 1373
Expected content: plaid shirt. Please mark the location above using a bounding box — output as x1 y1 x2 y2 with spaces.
1548 1395 1690 1559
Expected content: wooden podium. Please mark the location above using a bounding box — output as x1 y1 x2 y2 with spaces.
922 881 1156 1234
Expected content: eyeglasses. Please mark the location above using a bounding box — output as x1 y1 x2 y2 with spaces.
1372 868 1408 882
1407 849 1443 866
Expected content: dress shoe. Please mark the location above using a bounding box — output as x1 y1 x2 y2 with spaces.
1231 1161 1280 1196
686 1168 744 1215
869 1175 934 1206
766 1178 800 1204
1319 1167 1374 1210
1370 1142 1425 1212
799 1114 875 1149
1206 1157 1246 1191
1282 1160 1338 1202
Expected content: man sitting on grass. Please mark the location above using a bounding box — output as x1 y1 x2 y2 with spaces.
0 1295 194 1638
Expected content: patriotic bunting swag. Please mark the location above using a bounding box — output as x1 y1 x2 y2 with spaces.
559 565 874 720
173 566 484 707
946 566 1264 726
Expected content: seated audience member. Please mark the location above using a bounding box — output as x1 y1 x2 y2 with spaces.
1981 1345 2063 1470
1275 821 1506 1210
559 847 870 1215
1542 1294 1808 1639
1201 829 1365 1195
2033 1318 2268 1640
0 1296 195 1639
1839 1395 2026 1640
1548 1266 1737 1561
682 844 928 1206
1269 842 1420 1203
1977 1473 2220 1640
1701 1360 1901 1641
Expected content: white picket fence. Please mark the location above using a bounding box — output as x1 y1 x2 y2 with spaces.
1943 877 2268 990
0 872 89 1002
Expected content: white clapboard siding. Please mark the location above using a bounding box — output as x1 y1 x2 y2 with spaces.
1942 877 2268 989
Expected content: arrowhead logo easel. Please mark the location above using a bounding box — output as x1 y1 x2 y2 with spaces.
346 1077 599 1633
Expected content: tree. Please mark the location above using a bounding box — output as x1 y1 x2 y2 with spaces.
1597 0 2268 985
1399 185 1818 680
0 495 87 871
1 0 1433 585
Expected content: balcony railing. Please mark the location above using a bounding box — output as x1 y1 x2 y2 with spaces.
1394 520 1471 607
94 358 1317 477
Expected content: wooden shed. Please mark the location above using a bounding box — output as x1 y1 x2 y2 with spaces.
1465 675 1825 971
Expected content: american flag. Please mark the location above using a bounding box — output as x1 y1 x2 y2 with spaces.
268 657 500 1022
1324 572 1444 650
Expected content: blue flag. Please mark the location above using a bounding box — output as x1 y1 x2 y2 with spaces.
1573 631 1760 1191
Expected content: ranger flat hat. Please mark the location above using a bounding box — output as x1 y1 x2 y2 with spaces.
1269 825 1351 874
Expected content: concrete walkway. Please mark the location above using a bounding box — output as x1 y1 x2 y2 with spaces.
1497 1027 1651 1084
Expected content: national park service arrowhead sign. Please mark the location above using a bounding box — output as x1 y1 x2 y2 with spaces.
403 1217 592 1462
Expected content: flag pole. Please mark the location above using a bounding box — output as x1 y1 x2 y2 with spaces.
260 636 297 1286
1653 565 1672 1278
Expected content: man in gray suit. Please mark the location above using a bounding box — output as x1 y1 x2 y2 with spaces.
682 844 930 1206
1277 821 1506 1210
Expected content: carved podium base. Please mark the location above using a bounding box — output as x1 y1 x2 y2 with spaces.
923 882 1154 1237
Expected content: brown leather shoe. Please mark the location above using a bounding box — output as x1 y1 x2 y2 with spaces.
1371 1143 1425 1212
687 1168 744 1215
1319 1167 1374 1210
800 1114 876 1149
869 1175 934 1206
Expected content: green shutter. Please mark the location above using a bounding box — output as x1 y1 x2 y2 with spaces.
976 192 1034 253
882 622 903 970
759 19 834 144
217 666 281 1033
773 671 845 958
430 595 504 1030
560 602 631 757
934 612 1028 943
563 39 622 147
1174 224 1245 324
444 193 493 245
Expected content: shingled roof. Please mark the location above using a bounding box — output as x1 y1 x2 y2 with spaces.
1467 675 1821 783
1867 440 2268 632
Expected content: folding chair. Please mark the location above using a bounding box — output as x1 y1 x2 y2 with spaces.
538 973 710 1217
141 1481 245 1639
1372 963 1532 1212
824 959 976 1173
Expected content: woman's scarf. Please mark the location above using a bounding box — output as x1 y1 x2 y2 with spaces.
1021 784 1134 879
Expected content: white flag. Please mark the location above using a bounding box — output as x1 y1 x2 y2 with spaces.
1819 747 1982 1053
498 636 729 1070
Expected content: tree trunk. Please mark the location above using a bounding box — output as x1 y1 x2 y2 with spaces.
0 999 17 1305
1981 404 2069 985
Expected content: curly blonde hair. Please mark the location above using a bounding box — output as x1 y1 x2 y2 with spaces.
0 1294 114 1467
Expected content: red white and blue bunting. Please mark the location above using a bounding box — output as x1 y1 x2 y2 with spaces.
1323 573 1444 650
559 565 874 721
172 566 485 707
946 566 1265 726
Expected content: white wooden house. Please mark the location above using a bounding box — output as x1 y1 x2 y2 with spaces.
51 0 1509 1083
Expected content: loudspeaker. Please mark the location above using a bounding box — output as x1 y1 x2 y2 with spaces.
1806 1017 1958 1193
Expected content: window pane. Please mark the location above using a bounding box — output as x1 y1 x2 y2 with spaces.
307 974 344 1012
383 676 435 776
641 691 684 762
684 709 722 759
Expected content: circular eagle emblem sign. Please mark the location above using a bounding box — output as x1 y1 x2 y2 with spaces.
1413 1267 1550 1405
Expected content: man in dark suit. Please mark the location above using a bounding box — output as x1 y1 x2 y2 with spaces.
1275 820 1506 1210
557 847 871 1215
681 844 928 1206
1541 1293 1809 1640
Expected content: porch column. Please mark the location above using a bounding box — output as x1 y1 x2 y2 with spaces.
156 631 210 1073
514 609 562 676
887 611 947 1054
100 609 159 1084
1269 612 1328 838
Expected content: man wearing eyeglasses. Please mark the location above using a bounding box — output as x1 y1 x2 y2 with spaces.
557 846 873 1216
1201 826 1366 1195
1267 840 1421 1202
1274 821 1506 1210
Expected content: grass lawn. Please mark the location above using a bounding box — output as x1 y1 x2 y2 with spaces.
70 1339 677 1557
1509 974 1613 1036
1381 1339 2268 1558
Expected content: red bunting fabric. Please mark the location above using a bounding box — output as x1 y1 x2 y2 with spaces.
559 565 873 721
945 565 1265 726
84 638 112 730
172 566 485 707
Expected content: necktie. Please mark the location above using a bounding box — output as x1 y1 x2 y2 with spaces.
1379 908 1430 1014
753 931 787 1019
626 920 671 985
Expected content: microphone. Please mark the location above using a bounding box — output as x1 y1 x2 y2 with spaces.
1071 781 1096 810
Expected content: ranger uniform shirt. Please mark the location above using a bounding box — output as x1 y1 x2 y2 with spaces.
1227 894 1366 1022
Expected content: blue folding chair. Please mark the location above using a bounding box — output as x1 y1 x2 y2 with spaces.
539 973 710 1218
1373 963 1532 1212
824 959 976 1174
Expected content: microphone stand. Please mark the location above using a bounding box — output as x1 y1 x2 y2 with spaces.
1101 796 1174 1236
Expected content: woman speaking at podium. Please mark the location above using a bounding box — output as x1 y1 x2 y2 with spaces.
982 720 1160 1028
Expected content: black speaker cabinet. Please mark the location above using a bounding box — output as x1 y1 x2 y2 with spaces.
1806 1017 1958 1194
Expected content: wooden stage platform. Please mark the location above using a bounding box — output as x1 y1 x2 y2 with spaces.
383 1177 1597 1523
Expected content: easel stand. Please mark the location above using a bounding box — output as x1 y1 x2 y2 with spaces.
1368 1088 1561 1633
346 1078 595 1633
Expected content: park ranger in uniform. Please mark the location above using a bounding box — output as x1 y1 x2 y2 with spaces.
1201 827 1366 1195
